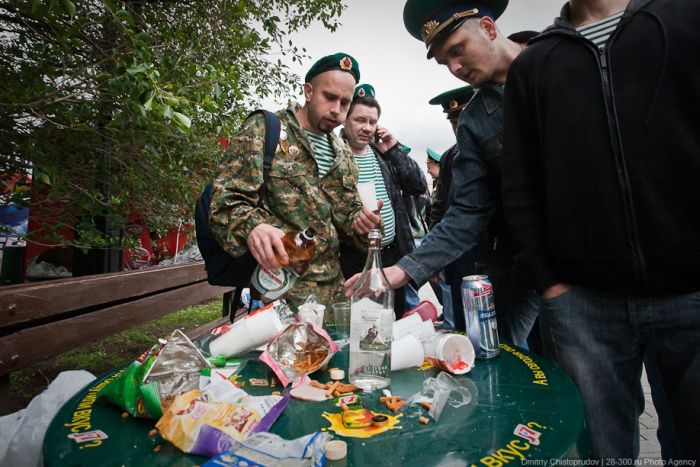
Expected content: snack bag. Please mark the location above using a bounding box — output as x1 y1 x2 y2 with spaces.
260 323 338 386
156 378 289 457
100 329 210 418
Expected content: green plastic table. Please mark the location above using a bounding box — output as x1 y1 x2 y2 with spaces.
43 341 590 466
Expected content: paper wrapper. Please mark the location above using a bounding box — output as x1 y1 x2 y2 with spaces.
156 378 289 458
260 323 338 386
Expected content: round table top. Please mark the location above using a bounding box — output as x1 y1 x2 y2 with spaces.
43 341 590 466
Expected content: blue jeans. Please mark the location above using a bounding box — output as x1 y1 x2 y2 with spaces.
439 278 455 329
405 282 421 310
644 350 681 460
540 286 700 459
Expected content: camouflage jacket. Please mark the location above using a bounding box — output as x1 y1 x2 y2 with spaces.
209 101 365 288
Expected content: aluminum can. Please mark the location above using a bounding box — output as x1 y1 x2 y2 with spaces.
461 275 500 359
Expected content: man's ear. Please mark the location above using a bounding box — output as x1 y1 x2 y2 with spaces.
303 82 313 102
481 16 498 41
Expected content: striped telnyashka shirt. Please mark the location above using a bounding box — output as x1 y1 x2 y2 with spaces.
305 130 336 178
577 10 624 50
354 147 395 246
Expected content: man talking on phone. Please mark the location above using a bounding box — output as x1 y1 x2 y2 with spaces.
340 84 427 317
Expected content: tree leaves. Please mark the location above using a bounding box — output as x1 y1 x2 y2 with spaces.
1 0 345 248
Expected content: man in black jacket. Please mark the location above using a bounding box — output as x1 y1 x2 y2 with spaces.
502 0 700 458
340 84 427 317
360 0 539 347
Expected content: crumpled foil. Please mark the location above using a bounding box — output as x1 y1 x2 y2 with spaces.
143 329 210 403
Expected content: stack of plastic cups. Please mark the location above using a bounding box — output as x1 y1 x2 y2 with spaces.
210 307 284 357
392 313 422 340
391 333 425 371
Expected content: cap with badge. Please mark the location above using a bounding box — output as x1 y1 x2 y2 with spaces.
353 83 376 100
426 147 442 163
304 52 361 84
429 85 476 120
403 0 509 58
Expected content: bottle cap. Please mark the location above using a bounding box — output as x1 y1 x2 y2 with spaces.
325 440 347 460
301 227 316 240
330 368 345 380
371 415 389 427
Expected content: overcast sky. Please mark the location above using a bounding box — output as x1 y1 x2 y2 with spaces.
263 0 565 170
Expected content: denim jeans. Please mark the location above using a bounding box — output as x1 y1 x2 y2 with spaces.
540 286 700 459
439 279 455 329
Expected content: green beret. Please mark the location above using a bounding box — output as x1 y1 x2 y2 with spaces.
403 0 509 58
429 85 475 119
353 83 376 100
305 52 360 84
427 147 442 162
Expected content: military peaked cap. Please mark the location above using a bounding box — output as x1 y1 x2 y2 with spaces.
429 85 475 119
404 0 509 58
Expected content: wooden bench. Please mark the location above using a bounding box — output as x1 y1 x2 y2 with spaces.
0 262 238 413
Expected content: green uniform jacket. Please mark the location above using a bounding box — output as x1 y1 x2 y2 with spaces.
209 101 364 307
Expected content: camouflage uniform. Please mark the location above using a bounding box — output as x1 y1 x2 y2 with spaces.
210 101 365 310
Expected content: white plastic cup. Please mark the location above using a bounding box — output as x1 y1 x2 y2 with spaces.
390 333 425 371
209 320 255 357
422 334 442 358
244 307 284 344
427 334 475 375
392 313 422 340
408 319 436 341
357 181 378 211
332 302 351 339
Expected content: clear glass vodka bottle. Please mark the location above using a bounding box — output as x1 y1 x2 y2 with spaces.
348 229 394 391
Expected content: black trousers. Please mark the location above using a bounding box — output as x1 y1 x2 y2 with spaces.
339 242 407 320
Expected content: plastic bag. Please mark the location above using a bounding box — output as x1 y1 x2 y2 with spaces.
0 370 95 467
203 431 330 467
406 371 474 422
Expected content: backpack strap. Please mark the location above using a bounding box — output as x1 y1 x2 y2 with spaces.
245 109 280 205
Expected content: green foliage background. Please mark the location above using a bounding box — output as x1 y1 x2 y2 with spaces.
0 0 344 248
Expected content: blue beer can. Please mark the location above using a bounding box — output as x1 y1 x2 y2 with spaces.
461 275 500 359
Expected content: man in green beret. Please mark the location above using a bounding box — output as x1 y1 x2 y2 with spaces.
347 1 540 346
339 84 427 318
210 53 380 309
426 147 441 180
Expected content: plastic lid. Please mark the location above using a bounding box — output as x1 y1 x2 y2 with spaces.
325 440 347 460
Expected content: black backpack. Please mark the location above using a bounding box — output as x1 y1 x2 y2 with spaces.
194 110 281 293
